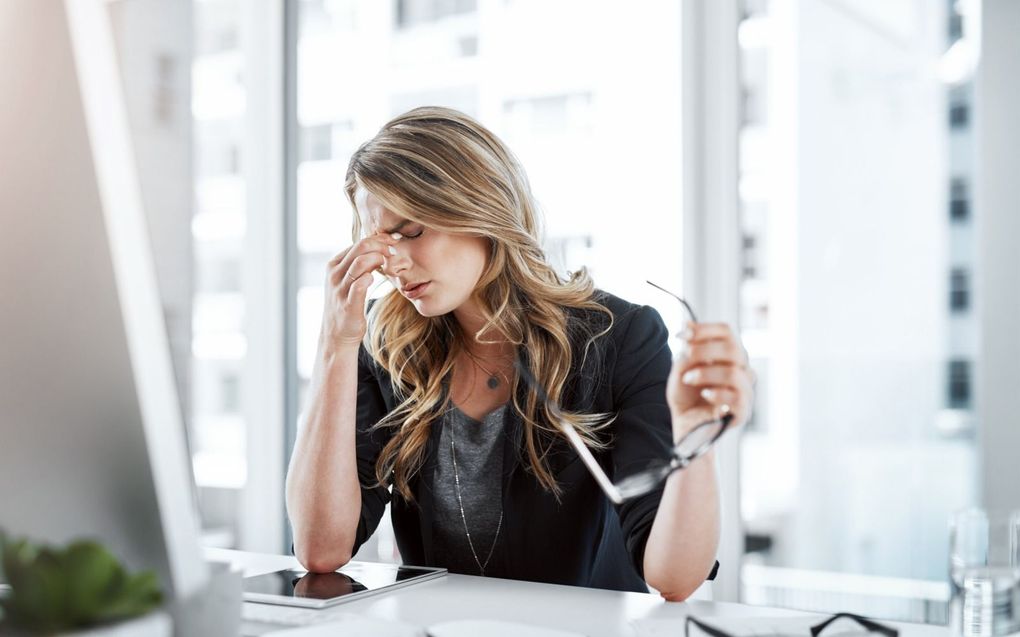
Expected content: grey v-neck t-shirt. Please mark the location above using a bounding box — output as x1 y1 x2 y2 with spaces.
432 404 507 577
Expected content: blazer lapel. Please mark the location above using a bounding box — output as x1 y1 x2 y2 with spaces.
416 393 449 566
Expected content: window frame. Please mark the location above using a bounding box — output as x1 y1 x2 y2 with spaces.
682 0 743 602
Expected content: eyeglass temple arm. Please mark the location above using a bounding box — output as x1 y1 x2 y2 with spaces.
686 613 897 637
810 613 898 637
646 280 698 323
514 359 624 505
685 616 735 637
557 419 623 505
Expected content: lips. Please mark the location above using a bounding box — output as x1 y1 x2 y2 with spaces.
401 281 430 299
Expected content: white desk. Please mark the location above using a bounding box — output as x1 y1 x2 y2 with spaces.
206 549 949 637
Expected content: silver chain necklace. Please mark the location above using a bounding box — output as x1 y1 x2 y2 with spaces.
449 429 503 577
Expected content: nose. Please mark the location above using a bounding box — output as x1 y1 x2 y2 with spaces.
379 246 411 278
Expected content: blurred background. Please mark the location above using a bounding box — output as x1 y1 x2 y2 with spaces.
103 0 1020 624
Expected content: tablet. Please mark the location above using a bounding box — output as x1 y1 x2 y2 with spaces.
242 561 447 608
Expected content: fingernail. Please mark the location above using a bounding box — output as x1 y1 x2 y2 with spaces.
678 326 694 341
701 388 716 401
682 369 700 384
720 403 732 414
391 232 403 240
388 246 397 255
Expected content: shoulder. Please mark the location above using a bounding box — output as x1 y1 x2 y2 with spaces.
570 289 666 346
561 290 669 385
561 290 671 407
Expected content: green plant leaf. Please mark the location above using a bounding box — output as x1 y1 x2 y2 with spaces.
0 533 163 633
62 540 121 623
1 535 38 591
93 570 163 623
4 548 70 632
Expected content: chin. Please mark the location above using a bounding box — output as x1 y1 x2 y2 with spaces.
410 290 467 318
409 297 448 318
411 302 443 318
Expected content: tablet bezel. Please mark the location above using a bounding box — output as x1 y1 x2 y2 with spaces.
242 562 448 609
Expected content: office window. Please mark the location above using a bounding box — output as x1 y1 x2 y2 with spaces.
395 0 477 29
948 0 964 42
947 360 971 409
195 257 241 294
949 101 969 129
503 93 593 136
458 35 478 57
740 201 768 288
740 48 768 126
949 268 970 313
221 372 241 413
544 234 594 277
191 0 248 503
300 123 333 162
742 234 760 279
950 177 969 222
741 0 769 21
291 0 687 564
196 18 240 56
741 86 767 127
948 13 963 42
743 359 769 434
227 143 241 174
736 0 980 623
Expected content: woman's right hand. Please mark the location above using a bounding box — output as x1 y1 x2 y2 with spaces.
320 233 400 351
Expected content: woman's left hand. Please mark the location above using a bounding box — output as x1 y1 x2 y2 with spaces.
666 322 755 441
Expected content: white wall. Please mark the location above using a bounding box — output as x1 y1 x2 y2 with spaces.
792 0 950 579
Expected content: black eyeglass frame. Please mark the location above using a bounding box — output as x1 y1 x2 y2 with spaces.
511 281 735 505
685 613 899 637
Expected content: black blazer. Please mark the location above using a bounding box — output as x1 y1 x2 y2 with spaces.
349 290 718 592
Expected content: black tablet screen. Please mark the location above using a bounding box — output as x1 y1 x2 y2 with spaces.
243 563 439 601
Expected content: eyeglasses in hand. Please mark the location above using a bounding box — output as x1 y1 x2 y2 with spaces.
512 281 733 505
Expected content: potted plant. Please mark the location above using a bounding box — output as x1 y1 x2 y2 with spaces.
0 532 169 636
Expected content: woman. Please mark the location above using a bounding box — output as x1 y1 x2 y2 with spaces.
285 106 754 600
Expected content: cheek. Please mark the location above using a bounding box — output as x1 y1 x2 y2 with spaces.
461 238 490 274
425 236 489 276
449 248 488 287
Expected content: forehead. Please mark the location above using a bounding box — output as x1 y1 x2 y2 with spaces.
354 186 405 233
357 185 420 234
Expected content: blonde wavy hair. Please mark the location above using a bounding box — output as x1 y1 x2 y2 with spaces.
344 106 615 502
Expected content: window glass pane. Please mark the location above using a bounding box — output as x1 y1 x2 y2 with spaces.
949 268 970 313
293 0 686 563
949 177 970 222
737 0 980 622
191 0 248 545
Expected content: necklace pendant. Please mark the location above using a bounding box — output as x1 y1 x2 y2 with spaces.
487 375 500 390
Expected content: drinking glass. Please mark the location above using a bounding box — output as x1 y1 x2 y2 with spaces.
949 508 1020 637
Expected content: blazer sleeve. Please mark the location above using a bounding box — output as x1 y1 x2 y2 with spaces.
608 304 674 578
609 304 718 582
350 345 394 556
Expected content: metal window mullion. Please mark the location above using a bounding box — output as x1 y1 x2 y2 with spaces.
682 0 742 603
282 0 301 556
976 0 1020 512
238 0 287 553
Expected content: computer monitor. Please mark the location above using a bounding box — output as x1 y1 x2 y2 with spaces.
0 0 208 603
